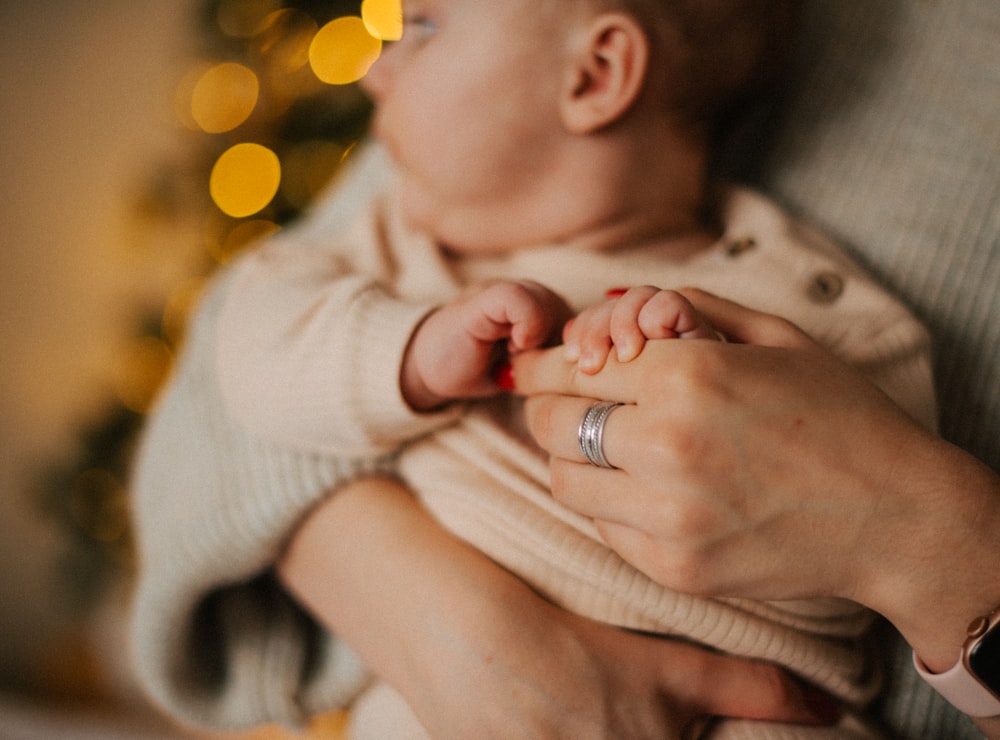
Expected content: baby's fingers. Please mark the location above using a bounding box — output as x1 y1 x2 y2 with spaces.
564 301 616 374
635 289 718 344
609 286 661 362
473 280 571 350
507 280 574 350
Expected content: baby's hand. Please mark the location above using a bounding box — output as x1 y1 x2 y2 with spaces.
564 286 719 374
403 280 572 410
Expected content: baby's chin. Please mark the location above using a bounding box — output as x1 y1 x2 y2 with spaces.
397 187 442 239
398 183 528 255
398 188 464 250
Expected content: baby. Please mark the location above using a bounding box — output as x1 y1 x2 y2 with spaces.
130 0 937 737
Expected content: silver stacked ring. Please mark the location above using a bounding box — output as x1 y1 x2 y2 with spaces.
578 401 624 469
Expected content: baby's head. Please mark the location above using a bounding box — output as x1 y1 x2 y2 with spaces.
610 0 798 127
362 0 798 253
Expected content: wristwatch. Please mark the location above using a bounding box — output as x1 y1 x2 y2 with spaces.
914 604 1000 717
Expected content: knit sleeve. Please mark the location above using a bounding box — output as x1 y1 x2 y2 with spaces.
213 197 463 457
129 268 387 730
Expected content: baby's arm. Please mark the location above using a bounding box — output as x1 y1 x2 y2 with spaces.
129 267 391 730
563 286 719 374
401 279 572 411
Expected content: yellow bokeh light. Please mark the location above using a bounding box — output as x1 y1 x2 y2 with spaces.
175 63 211 131
191 62 260 133
210 143 281 218
234 710 350 740
362 0 403 41
309 16 382 85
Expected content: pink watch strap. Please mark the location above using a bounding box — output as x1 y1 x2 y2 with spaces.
913 651 1000 717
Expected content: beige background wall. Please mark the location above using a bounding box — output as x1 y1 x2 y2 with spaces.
0 0 199 688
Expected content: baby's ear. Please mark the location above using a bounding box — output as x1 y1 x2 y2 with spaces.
560 13 650 134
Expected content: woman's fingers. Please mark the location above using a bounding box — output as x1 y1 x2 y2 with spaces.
676 289 816 348
512 345 645 400
548 460 651 527
660 644 841 726
514 292 818 397
523 393 635 463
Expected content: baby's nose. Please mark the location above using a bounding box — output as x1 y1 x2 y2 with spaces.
359 50 391 102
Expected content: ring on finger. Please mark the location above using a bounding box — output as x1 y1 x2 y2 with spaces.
577 400 624 469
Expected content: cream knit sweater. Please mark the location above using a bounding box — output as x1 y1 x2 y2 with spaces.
132 155 934 738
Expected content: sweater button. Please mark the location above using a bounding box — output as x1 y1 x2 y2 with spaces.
807 271 844 303
724 237 757 257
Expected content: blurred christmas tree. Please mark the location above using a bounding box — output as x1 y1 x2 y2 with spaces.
35 0 397 613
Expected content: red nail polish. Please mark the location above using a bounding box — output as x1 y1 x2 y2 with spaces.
494 361 515 391
605 287 628 298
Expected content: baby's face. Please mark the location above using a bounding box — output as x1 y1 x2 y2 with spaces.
361 0 578 252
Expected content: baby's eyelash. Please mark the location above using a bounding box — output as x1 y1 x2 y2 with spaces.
402 15 437 37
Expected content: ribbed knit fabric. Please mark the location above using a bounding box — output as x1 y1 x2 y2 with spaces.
131 172 935 739
129 265 386 729
762 0 1000 473
753 2 998 737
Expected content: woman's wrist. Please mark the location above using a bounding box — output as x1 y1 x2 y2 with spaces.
860 430 1000 672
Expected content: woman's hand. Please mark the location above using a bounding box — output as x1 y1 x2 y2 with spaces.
278 475 836 739
410 575 838 740
562 286 718 374
516 289 920 601
513 290 1000 677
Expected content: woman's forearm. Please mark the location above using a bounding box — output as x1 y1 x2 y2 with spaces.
275 475 609 738
275 476 832 737
276 476 512 702
862 433 1000 739
866 432 1000 671
276 475 620 738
